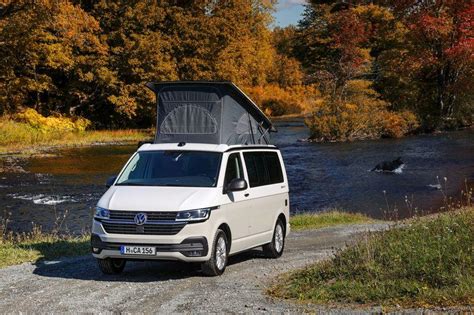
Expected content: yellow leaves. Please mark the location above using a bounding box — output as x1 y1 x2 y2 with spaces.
267 54 304 87
15 108 91 133
215 30 275 86
82 72 94 82
245 84 321 116
344 103 358 111
307 80 419 141
43 43 74 70
108 86 138 119
352 4 394 23
381 110 420 138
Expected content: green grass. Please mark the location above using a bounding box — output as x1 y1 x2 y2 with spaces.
271 208 474 308
0 235 90 268
0 118 151 154
290 211 373 231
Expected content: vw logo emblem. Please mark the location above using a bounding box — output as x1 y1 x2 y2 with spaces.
134 213 147 225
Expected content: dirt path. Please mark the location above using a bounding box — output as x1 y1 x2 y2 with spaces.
0 223 388 313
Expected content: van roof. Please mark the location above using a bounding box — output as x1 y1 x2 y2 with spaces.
137 143 278 153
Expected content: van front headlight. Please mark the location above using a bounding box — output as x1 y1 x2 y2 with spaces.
95 206 110 219
176 208 212 222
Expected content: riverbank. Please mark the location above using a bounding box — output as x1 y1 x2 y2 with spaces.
0 126 151 156
0 115 300 156
270 207 474 308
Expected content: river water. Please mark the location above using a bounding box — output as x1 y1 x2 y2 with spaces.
1 118 473 233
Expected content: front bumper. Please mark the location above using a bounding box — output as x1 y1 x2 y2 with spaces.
91 234 209 262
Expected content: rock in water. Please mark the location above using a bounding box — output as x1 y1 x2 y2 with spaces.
371 157 404 173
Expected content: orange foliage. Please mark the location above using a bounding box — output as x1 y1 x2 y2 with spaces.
306 80 419 141
245 85 320 117
380 110 419 138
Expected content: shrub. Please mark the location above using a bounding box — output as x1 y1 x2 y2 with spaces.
380 110 420 138
306 80 419 141
15 108 91 133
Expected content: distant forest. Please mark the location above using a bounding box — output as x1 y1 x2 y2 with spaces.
0 1 472 141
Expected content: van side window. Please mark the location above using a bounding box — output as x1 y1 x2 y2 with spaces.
244 152 268 187
244 151 283 188
264 152 284 184
224 153 243 188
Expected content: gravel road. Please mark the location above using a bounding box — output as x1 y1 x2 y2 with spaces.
0 223 390 313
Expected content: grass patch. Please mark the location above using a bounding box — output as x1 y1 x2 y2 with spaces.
1 217 89 268
0 117 151 154
271 208 474 307
290 211 373 231
0 235 90 269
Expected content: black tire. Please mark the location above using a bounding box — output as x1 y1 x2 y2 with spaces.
263 219 285 258
97 258 126 275
201 229 228 276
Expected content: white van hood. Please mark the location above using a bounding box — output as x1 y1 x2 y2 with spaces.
97 186 219 211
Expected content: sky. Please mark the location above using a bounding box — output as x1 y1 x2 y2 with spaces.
273 0 307 28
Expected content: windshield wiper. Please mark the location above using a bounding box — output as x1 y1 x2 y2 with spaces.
116 182 146 186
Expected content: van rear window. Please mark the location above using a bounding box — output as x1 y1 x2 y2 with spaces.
243 151 283 188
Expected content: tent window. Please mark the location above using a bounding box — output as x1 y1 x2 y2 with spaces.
160 104 218 135
235 113 258 135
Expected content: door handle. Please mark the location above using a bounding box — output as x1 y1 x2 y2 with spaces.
244 193 249 197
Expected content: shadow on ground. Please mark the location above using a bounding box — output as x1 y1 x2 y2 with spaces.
32 248 267 283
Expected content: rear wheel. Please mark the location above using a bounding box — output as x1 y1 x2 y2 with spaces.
97 258 126 275
263 219 285 258
201 229 228 276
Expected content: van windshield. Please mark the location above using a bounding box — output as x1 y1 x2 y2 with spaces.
116 150 222 187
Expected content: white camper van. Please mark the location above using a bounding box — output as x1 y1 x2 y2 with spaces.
91 82 289 276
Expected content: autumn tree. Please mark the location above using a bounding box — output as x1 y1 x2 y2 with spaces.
80 0 296 123
379 0 474 129
80 1 178 126
291 1 422 140
295 0 473 133
0 0 108 120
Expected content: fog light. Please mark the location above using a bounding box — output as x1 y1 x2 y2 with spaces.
186 250 202 257
92 247 100 253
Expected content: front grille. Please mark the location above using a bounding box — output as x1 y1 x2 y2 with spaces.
109 210 177 221
102 211 184 235
102 221 186 235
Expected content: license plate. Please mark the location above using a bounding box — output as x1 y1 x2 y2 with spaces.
120 246 156 256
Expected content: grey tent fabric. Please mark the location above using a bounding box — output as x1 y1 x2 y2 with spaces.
160 104 219 134
146 81 276 145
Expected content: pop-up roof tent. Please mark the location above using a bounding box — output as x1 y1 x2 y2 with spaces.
146 81 276 145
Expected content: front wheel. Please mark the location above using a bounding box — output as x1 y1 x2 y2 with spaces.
97 258 126 275
263 219 285 258
201 229 228 276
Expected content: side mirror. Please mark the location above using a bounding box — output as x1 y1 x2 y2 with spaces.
226 178 248 193
106 175 117 188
